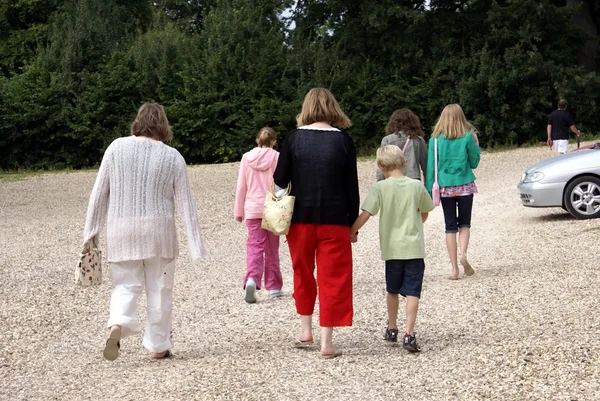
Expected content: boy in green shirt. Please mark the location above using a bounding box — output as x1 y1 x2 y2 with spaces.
350 145 434 352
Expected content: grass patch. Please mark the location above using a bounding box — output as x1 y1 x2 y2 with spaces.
484 143 525 153
357 146 377 161
0 168 96 182
0 170 47 182
584 226 600 232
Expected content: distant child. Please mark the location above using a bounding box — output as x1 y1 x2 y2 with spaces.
350 145 434 352
234 127 282 303
376 109 428 182
426 104 480 280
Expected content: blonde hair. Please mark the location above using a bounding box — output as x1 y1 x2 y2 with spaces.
256 127 277 148
130 103 173 142
296 88 352 129
432 104 471 139
377 145 406 171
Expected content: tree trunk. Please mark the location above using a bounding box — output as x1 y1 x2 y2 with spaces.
567 0 598 72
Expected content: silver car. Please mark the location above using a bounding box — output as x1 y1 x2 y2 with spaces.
518 143 600 219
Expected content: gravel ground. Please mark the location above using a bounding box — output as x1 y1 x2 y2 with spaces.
1 143 599 401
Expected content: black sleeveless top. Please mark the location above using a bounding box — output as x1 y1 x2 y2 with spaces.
273 127 360 227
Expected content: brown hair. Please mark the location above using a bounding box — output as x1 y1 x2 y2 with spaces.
384 109 424 138
130 103 173 142
256 127 277 148
296 88 352 129
431 104 471 140
558 99 568 109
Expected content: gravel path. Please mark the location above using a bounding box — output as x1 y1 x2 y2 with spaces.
1 143 599 401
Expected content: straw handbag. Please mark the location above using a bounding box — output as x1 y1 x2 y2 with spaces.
261 182 295 235
75 238 102 287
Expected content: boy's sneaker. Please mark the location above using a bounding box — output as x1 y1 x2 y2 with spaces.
402 333 421 352
244 278 257 304
383 327 398 342
269 289 283 297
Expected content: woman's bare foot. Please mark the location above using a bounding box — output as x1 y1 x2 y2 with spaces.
298 333 313 342
294 332 314 347
297 315 313 345
320 348 342 359
449 268 459 280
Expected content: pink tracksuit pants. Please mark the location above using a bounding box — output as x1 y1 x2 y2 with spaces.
243 219 282 291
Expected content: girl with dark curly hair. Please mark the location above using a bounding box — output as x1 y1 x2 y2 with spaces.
376 109 428 181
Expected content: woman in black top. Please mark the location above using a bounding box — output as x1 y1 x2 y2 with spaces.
274 88 359 359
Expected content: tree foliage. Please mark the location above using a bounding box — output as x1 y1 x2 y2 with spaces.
1 0 599 169
0 0 61 76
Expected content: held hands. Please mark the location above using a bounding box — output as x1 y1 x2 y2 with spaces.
349 228 358 243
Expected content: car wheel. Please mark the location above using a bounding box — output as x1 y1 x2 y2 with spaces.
563 176 600 219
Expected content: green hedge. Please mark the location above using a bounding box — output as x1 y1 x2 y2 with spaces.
1 0 599 169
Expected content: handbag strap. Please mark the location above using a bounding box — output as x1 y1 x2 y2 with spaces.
271 181 292 196
402 136 411 153
434 137 439 184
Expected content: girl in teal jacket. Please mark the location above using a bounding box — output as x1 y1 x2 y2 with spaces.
425 104 481 280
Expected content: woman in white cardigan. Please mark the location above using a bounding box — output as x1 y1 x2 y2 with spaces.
83 103 206 361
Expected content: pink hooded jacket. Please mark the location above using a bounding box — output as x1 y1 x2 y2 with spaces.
234 147 279 220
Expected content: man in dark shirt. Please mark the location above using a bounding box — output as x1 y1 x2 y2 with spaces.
547 99 581 155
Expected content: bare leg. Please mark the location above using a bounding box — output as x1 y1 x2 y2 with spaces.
459 227 470 259
446 233 459 279
405 296 419 335
387 293 399 328
459 227 475 276
299 314 313 342
320 326 339 355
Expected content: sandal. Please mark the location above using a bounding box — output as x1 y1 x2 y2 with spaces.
460 258 475 276
103 329 121 361
293 338 314 348
319 350 342 359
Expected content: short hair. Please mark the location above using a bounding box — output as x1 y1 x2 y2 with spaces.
256 127 277 147
384 109 424 138
377 145 406 171
431 104 471 140
296 88 352 129
558 99 568 109
130 103 173 143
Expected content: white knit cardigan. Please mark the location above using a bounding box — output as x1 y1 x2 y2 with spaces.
83 136 206 262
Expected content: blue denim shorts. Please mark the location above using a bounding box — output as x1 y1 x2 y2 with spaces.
385 259 425 298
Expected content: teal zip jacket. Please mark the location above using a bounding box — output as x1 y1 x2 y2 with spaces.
425 132 480 193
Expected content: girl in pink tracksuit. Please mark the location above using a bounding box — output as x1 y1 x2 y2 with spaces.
234 127 282 303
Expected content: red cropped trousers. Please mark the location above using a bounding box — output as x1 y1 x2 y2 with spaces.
286 223 353 327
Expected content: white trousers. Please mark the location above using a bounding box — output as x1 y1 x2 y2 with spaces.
107 257 176 353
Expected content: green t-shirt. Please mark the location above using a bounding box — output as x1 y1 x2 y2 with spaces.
362 176 435 261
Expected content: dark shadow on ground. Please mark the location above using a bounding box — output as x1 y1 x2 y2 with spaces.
526 210 575 223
